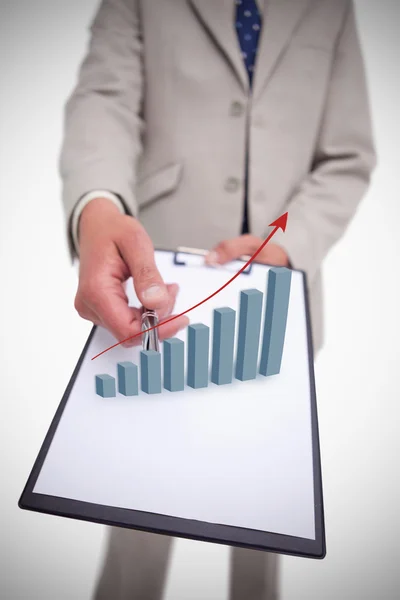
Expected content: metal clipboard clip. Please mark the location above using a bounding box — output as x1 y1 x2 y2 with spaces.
173 246 253 275
141 308 160 352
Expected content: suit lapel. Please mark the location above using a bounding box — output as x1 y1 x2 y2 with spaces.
252 0 315 101
188 0 249 93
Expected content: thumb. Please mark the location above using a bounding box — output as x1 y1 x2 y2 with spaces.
119 223 170 314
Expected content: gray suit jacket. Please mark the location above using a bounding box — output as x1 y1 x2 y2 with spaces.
60 0 376 351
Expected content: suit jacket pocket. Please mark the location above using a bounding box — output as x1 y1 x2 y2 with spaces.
136 163 183 208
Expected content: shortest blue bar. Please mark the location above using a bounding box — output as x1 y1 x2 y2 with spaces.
117 361 139 396
140 350 162 394
95 374 116 398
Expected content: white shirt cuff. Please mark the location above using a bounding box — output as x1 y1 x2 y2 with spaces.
71 191 126 256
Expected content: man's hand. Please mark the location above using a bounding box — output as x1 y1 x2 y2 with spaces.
205 234 290 268
75 198 189 347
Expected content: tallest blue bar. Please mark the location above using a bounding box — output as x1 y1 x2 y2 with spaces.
259 267 292 376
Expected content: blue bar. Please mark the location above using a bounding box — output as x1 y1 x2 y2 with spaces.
140 350 162 394
117 361 139 396
259 267 292 376
235 289 263 381
163 338 184 392
211 307 236 385
187 324 210 389
95 374 116 398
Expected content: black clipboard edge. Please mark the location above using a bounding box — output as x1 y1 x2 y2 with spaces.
19 491 323 559
302 268 326 560
19 251 325 559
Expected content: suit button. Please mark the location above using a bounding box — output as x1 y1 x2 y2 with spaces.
230 101 244 116
225 177 240 192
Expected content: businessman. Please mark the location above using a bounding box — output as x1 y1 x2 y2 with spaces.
60 0 376 598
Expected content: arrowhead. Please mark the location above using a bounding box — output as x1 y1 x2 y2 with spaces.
269 212 288 232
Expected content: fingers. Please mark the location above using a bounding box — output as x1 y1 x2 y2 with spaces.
76 278 142 343
121 283 184 348
205 235 263 265
74 296 102 327
76 212 185 348
76 276 183 347
119 223 170 317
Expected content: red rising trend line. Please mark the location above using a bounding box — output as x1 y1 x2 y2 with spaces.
91 213 288 360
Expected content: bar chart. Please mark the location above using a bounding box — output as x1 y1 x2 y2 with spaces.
95 266 292 397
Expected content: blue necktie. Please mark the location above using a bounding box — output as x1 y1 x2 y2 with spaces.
235 0 262 86
235 0 263 234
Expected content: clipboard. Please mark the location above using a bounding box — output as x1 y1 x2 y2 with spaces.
19 248 326 559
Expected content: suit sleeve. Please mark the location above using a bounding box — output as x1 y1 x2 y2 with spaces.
273 1 377 284
59 0 143 259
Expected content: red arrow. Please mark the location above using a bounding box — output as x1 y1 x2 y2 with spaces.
91 212 288 360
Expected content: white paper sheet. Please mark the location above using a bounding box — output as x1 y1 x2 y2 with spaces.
34 252 316 540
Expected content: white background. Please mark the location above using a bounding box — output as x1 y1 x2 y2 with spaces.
1 1 399 598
